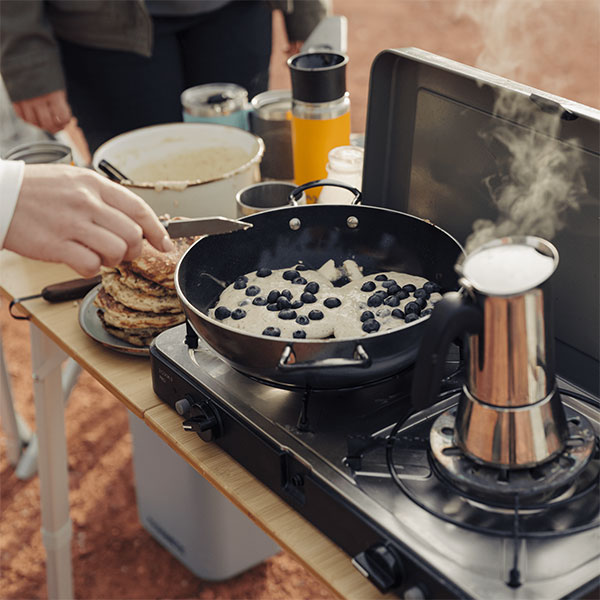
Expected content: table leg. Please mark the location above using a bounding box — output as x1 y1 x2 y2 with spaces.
30 325 74 600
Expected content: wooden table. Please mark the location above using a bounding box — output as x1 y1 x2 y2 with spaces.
0 250 390 600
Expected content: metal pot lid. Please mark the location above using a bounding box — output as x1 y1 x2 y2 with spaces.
250 90 292 120
181 83 248 117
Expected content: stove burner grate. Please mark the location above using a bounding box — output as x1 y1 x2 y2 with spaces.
385 389 600 588
429 406 596 505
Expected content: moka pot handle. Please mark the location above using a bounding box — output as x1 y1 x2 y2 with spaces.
410 291 482 415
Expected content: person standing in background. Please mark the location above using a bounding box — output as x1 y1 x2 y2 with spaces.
0 0 329 154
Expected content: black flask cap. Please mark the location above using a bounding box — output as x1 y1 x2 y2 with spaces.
287 52 348 103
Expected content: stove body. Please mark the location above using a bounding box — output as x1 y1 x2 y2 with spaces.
151 327 599 599
150 49 600 598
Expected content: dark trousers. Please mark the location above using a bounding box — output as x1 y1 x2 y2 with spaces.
58 1 272 152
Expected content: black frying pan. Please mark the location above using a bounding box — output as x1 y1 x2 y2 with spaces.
175 182 463 389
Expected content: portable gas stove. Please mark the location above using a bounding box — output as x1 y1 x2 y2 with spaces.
150 323 599 599
151 48 600 598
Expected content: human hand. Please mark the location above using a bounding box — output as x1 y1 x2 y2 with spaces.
12 90 73 134
4 164 175 277
285 40 304 57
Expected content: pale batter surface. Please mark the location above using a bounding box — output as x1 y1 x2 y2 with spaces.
209 260 442 340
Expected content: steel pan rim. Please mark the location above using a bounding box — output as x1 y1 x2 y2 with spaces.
175 203 462 345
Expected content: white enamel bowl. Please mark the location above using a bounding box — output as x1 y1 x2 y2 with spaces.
93 123 264 218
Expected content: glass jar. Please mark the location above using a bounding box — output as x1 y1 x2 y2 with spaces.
318 145 364 204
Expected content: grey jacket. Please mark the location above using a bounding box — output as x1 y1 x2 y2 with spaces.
0 0 330 102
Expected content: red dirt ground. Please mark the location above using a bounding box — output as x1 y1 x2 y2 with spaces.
1 2 598 599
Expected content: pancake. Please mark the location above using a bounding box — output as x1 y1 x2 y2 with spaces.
122 237 197 290
209 260 443 340
101 270 181 313
103 265 172 297
97 313 168 347
94 287 185 331
93 232 198 347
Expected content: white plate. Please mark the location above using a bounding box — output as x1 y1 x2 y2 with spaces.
78 286 150 357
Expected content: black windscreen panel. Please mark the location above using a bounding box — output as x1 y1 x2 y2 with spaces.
363 49 600 394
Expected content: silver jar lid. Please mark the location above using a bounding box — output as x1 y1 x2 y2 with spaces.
3 140 73 164
250 90 292 121
181 83 248 117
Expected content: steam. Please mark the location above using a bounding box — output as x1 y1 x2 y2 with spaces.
465 92 586 252
455 0 588 253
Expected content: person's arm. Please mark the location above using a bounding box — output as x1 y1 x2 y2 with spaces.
0 159 24 250
0 0 72 132
1 161 174 277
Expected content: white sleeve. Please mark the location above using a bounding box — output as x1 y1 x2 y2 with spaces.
0 159 25 249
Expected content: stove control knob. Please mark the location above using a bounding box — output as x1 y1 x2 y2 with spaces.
181 400 221 442
352 542 404 592
174 396 193 418
403 585 426 600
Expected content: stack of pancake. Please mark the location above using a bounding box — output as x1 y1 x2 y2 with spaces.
94 237 197 347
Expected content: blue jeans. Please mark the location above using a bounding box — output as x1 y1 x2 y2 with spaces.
58 0 272 151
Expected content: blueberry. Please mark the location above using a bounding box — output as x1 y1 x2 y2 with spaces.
279 309 297 320
305 281 320 294
296 315 310 326
362 318 380 333
391 308 405 319
301 291 317 303
405 313 420 323
415 297 427 309
308 309 324 320
295 264 309 271
367 294 383 307
231 308 246 320
245 285 260 296
402 283 416 293
387 284 401 295
414 288 429 300
383 295 400 306
263 327 281 337
375 290 388 298
405 301 421 315
381 279 397 288
424 281 441 294
281 289 292 300
360 310 375 322
267 290 280 304
374 274 388 281
267 303 279 311
293 330 307 339
291 300 304 309
324 297 342 308
396 289 409 300
421 308 433 316
252 296 268 306
215 306 231 320
283 270 299 281
240 300 249 306
292 277 308 285
361 281 376 292
277 296 292 310
256 268 272 277
233 277 248 289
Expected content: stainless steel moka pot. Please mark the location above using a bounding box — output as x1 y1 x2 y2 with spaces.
411 236 569 469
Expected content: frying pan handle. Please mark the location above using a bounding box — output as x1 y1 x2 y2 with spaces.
278 344 371 371
410 291 481 415
290 179 362 205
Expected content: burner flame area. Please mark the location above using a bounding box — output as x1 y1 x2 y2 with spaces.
385 400 599 541
429 407 597 507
